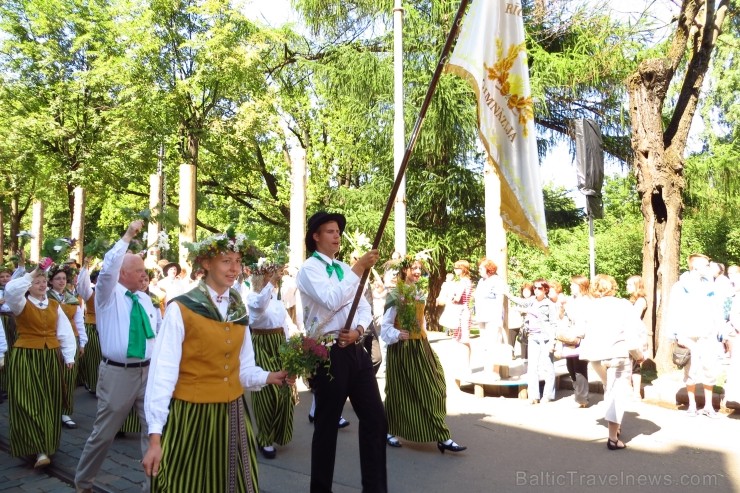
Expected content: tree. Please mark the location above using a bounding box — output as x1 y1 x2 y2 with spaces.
626 0 735 372
0 0 121 225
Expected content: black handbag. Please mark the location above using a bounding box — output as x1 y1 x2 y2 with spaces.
672 343 691 369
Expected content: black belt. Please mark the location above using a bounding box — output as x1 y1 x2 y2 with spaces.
103 358 150 368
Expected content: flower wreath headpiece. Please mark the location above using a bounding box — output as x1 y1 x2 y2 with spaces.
182 226 262 268
48 263 78 281
395 249 433 272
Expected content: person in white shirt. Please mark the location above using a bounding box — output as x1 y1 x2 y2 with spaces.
664 253 725 419
474 257 510 377
47 263 87 429
578 275 645 450
75 220 160 493
142 228 291 492
248 265 296 459
5 260 76 469
157 261 187 305
296 211 386 493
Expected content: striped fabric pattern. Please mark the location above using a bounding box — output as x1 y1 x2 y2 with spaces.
385 338 451 443
119 406 142 433
152 397 259 493
78 323 101 392
0 314 16 393
7 347 62 457
61 339 80 415
250 331 294 447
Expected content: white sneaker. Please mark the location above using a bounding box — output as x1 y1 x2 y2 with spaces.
34 453 50 468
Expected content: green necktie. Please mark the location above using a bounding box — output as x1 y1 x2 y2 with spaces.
312 251 344 281
125 290 155 359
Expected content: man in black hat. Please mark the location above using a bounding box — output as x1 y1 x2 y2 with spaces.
158 260 185 305
297 211 387 493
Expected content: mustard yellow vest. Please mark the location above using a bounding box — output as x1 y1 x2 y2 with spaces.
172 303 246 404
15 299 61 349
84 293 96 325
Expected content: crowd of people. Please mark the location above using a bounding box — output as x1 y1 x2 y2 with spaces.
0 213 737 491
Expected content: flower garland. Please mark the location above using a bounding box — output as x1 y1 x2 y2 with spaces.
182 225 262 267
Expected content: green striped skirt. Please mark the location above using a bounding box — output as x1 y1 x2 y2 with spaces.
7 346 63 457
0 313 16 393
250 331 294 447
119 406 141 433
78 323 101 393
62 338 80 415
152 397 260 493
385 337 451 443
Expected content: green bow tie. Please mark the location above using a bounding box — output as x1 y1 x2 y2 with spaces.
125 290 155 359
312 252 344 281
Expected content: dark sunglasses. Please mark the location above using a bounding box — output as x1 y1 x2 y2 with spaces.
533 285 544 290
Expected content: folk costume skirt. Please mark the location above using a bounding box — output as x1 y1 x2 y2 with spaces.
78 323 101 393
0 313 16 393
250 330 294 447
61 337 80 416
7 347 62 457
119 406 142 433
385 337 451 443
152 397 259 493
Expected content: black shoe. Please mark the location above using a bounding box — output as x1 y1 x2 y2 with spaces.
308 414 314 424
338 417 350 429
386 435 402 448
259 446 276 459
437 440 467 453
607 438 626 450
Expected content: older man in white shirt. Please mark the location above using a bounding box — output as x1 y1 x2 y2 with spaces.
75 220 160 493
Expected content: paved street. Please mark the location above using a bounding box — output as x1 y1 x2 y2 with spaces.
2 332 739 492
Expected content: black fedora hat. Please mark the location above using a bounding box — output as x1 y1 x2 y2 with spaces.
305 211 346 253
161 261 182 277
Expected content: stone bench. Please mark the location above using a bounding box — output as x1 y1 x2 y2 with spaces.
456 359 572 398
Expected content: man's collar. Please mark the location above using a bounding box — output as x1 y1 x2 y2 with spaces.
313 251 334 263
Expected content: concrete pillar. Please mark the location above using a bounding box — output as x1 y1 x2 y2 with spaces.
71 187 85 263
31 199 43 262
178 164 196 269
288 147 307 269
146 173 163 269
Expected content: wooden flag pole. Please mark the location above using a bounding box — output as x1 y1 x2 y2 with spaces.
342 0 471 333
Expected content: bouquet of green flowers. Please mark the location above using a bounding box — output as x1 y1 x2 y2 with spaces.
394 282 427 335
278 333 332 380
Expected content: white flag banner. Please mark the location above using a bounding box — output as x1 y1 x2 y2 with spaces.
447 0 547 248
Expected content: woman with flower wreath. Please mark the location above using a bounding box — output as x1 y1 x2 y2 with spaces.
247 263 296 459
47 263 87 430
143 228 293 492
5 259 76 468
381 255 466 453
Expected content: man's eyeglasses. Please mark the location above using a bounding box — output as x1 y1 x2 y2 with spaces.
533 286 544 290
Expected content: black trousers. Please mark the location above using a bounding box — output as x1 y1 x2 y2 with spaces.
311 342 387 493
566 356 589 381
